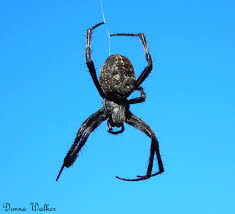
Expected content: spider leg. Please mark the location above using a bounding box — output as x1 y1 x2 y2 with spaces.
110 33 152 95
107 119 125 135
128 87 146 104
116 113 164 181
56 108 108 181
86 22 106 98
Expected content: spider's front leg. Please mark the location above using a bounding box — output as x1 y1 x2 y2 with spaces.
56 108 108 181
116 113 164 182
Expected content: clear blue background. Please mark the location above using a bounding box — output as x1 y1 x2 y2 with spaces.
0 0 234 213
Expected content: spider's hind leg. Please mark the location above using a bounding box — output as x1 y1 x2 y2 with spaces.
110 33 152 95
86 22 106 98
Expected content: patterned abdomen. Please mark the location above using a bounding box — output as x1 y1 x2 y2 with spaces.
99 54 136 100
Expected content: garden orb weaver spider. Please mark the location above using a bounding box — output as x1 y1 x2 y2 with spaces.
56 22 164 182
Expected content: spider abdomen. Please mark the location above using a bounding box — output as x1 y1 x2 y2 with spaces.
99 54 136 100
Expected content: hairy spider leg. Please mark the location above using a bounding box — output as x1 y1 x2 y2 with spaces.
128 87 146 104
116 113 164 181
56 108 108 181
86 22 106 98
110 33 152 97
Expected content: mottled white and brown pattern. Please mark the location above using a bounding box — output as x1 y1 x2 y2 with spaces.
99 54 136 100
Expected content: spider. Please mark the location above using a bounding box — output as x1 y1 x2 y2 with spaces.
56 22 164 182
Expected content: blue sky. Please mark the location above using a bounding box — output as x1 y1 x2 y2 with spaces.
0 0 235 213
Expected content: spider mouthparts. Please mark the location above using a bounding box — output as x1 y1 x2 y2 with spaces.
56 164 65 182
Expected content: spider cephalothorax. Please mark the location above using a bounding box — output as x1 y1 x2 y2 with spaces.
56 22 164 182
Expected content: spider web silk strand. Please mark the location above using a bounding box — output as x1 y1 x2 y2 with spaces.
99 0 111 56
